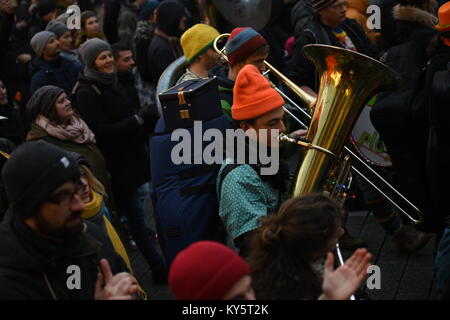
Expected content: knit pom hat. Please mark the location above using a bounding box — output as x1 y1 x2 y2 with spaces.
45 20 69 38
2 141 81 219
309 0 337 12
37 0 56 18
232 64 285 120
225 27 267 67
181 24 220 63
168 241 250 300
81 38 112 68
30 31 56 57
436 1 450 32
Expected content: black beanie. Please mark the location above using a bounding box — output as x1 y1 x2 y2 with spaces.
156 1 186 37
38 0 57 18
2 141 81 219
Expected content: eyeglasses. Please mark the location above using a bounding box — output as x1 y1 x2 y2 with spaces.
329 1 348 9
46 180 85 207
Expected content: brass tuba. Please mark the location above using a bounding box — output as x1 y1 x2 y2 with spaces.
289 44 400 199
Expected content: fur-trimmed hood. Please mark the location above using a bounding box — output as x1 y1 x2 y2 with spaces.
393 4 438 28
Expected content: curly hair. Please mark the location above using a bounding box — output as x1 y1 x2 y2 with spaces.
249 193 344 300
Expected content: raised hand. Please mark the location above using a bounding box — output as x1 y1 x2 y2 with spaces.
321 248 372 300
95 259 139 300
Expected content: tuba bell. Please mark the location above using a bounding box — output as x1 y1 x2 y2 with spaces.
289 44 400 199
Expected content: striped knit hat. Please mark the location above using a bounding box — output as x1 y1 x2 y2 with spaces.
181 24 220 63
225 27 267 67
309 0 337 12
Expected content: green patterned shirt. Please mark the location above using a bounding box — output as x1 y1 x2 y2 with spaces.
217 158 282 239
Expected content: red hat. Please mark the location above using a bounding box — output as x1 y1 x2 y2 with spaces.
168 241 250 300
232 64 285 120
435 1 450 32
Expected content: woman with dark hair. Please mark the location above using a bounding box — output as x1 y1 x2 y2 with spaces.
25 85 112 197
74 11 106 48
250 193 372 300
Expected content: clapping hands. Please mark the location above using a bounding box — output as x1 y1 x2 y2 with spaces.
321 248 372 300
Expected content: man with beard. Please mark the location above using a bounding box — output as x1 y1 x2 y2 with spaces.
0 141 139 299
29 31 82 95
177 24 221 84
216 64 288 258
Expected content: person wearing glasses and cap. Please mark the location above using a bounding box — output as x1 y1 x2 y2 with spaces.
0 141 139 299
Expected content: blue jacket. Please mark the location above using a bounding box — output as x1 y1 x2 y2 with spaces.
30 56 83 95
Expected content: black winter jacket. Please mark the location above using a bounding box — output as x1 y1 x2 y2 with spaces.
0 212 126 300
30 56 82 95
74 72 151 194
146 34 177 84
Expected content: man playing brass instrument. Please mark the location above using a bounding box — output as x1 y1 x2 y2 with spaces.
217 64 290 257
287 0 431 253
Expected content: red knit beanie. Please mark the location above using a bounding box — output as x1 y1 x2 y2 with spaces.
168 241 250 300
232 64 285 120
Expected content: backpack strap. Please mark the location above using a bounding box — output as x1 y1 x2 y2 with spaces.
72 81 101 96
217 163 259 194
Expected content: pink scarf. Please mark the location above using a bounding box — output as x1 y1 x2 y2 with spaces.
36 115 96 144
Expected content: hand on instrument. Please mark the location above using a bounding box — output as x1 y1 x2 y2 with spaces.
95 259 139 300
321 248 372 300
289 129 308 140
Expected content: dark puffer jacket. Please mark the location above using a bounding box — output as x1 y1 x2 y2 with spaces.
0 212 126 300
30 56 83 95
74 72 151 194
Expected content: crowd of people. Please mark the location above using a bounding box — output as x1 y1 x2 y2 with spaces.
0 0 449 300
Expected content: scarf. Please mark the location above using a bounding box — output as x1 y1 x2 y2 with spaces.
81 190 148 299
331 25 357 51
83 67 118 88
36 114 96 144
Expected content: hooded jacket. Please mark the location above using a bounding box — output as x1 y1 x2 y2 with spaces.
0 211 126 300
30 56 83 95
390 4 438 48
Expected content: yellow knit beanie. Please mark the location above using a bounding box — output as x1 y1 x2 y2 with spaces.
180 24 220 63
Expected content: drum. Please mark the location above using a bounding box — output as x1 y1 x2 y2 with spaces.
350 97 392 167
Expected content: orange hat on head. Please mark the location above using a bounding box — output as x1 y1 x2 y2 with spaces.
231 64 285 120
436 2 450 32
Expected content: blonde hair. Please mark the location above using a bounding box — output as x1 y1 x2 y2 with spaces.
80 164 106 196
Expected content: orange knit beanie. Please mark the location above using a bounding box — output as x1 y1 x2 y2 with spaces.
231 64 285 120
